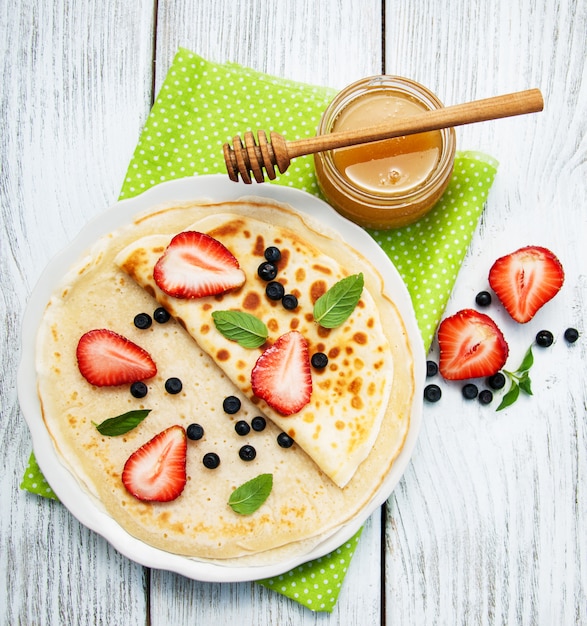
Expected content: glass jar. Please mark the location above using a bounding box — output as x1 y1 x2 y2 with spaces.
314 76 456 229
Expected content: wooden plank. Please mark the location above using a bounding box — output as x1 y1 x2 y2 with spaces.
0 0 155 623
148 0 385 623
154 0 384 92
383 1 587 624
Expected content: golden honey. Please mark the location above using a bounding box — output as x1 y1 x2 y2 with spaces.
315 76 456 229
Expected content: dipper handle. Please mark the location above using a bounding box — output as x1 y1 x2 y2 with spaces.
223 88 544 184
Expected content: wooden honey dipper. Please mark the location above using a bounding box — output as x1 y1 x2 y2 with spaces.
223 88 543 183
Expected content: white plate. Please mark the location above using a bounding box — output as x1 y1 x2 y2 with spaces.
18 175 425 583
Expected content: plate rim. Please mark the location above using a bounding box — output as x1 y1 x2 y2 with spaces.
17 174 425 583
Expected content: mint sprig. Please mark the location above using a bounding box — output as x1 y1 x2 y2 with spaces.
313 273 364 329
212 310 268 348
496 346 534 411
228 473 273 515
93 409 151 436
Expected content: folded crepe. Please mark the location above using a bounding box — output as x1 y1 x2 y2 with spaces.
35 196 414 563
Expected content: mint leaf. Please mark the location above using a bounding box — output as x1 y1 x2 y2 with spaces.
518 372 533 395
313 273 364 329
228 473 273 515
497 382 520 411
518 346 534 372
93 409 151 436
212 310 268 348
496 344 535 410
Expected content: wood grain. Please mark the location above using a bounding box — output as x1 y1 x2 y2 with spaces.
149 1 384 623
384 1 587 625
1 0 154 624
2 0 585 624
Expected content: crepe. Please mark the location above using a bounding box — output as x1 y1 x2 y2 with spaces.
115 211 392 488
35 196 415 563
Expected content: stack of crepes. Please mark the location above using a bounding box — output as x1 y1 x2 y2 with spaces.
22 49 498 612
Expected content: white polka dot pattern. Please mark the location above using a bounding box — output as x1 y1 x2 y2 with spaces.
369 150 498 349
259 529 363 611
22 49 498 612
119 49 334 200
20 453 57 499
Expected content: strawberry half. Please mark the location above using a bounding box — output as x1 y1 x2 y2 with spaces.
76 329 157 387
122 425 187 502
438 309 509 380
251 330 312 416
488 245 564 323
153 231 246 299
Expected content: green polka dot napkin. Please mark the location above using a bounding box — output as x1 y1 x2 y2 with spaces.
21 48 497 612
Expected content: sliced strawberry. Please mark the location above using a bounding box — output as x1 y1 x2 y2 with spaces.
122 425 187 502
153 231 246 299
76 329 157 387
488 245 564 323
438 309 509 380
251 330 312 416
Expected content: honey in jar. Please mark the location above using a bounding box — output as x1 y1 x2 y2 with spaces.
314 76 456 229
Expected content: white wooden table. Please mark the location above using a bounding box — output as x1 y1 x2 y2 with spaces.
2 1 586 624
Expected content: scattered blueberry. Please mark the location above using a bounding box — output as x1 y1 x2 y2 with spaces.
133 312 152 329
251 416 266 432
257 261 278 281
264 246 281 263
424 384 442 403
462 383 479 400
153 307 171 324
426 360 438 377
475 291 492 307
277 432 294 448
487 372 506 390
165 377 183 394
130 381 148 398
202 452 220 469
282 294 298 310
478 389 494 405
265 281 285 301
186 423 204 440
536 329 554 347
239 445 257 461
311 352 329 369
235 420 250 436
564 327 579 344
223 395 241 414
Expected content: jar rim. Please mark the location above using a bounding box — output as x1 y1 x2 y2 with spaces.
316 75 456 209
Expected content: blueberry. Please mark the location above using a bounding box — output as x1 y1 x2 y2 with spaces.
153 307 171 323
202 452 220 469
487 372 506 390
564 327 579 343
235 420 250 436
251 416 266 432
311 352 329 369
536 330 554 347
277 432 294 448
426 360 438 378
462 383 478 400
239 445 257 461
257 261 278 281
133 312 152 329
264 246 281 263
223 395 241 414
265 281 285 301
130 381 148 398
424 384 442 403
165 377 183 394
186 423 204 440
475 291 492 307
478 389 494 405
282 294 298 310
